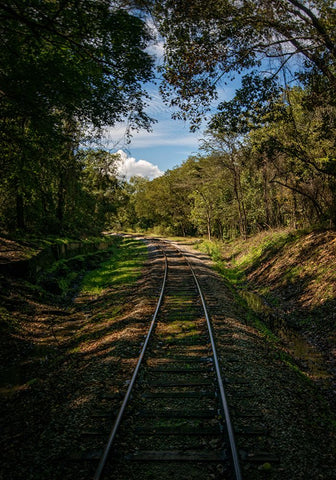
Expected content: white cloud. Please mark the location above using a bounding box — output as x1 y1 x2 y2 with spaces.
103 120 200 151
116 150 163 180
146 41 165 65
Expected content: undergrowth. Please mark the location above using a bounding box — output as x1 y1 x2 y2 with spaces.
79 237 147 295
197 229 306 287
194 227 336 389
37 236 122 298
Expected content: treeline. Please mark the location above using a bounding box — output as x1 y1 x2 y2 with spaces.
124 79 336 239
1 1 335 239
0 1 154 235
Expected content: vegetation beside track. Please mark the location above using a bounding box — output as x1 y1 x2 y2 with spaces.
80 237 147 295
0 234 117 263
0 236 151 480
196 228 336 331
0 236 147 358
33 235 147 299
193 227 336 397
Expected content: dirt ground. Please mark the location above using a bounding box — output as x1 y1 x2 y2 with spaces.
170 238 336 480
0 237 336 480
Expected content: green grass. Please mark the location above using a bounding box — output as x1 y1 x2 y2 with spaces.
194 232 302 344
196 229 308 288
79 237 147 295
37 240 121 297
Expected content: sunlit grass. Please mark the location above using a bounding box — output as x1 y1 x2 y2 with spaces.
80 238 147 295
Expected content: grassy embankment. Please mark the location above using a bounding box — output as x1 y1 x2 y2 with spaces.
195 228 336 385
0 234 147 299
0 236 148 368
79 236 147 295
37 235 147 298
0 234 116 262
197 228 336 328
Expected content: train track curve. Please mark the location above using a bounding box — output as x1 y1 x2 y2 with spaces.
94 239 242 480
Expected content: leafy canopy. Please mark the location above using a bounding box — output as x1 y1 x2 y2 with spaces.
152 0 336 128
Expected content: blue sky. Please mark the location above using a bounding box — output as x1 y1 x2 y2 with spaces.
101 19 302 180
102 38 239 179
103 83 237 179
102 89 202 178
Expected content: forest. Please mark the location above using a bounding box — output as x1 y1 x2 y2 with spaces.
1 1 336 240
1 3 336 480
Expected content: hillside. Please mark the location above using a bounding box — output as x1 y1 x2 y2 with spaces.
197 228 336 396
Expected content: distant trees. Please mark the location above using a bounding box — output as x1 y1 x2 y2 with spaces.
125 79 336 239
132 168 195 235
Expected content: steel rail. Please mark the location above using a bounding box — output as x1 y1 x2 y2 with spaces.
93 247 168 480
174 244 242 480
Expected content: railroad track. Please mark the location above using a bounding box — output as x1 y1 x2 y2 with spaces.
90 239 274 480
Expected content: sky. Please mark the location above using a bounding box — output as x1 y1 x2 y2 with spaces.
102 83 238 180
103 93 201 179
99 18 302 181
100 37 238 180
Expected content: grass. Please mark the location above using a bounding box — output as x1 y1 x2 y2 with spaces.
192 228 336 389
79 237 147 295
36 238 122 298
196 229 308 288
194 230 307 337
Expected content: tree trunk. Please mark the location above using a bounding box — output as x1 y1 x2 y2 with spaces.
56 172 65 231
207 214 211 241
16 189 24 230
233 168 247 240
263 159 271 226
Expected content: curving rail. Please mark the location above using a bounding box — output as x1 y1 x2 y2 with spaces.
93 247 168 480
93 239 242 480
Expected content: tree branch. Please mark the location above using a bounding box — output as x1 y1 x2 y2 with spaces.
286 0 336 58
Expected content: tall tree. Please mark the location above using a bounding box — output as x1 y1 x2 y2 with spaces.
201 132 249 238
0 1 155 130
152 0 336 127
0 0 155 232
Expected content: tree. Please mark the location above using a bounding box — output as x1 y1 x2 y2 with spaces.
134 169 194 235
247 86 336 225
201 132 249 238
152 0 336 127
210 74 283 135
0 1 156 232
79 149 122 227
0 1 155 130
183 157 226 240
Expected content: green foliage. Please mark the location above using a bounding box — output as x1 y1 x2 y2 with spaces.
80 237 147 295
2 1 336 240
132 167 195 236
37 237 122 298
0 2 154 130
211 74 283 135
153 0 336 127
0 1 155 234
126 84 336 237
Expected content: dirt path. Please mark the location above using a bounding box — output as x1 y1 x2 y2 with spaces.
0 237 336 480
